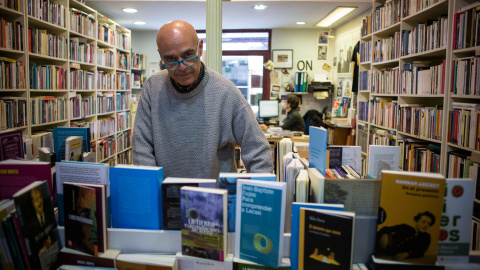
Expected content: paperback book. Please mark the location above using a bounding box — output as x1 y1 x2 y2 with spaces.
367 145 400 178
0 129 24 161
180 186 228 261
309 126 328 176
53 127 91 162
65 136 83 161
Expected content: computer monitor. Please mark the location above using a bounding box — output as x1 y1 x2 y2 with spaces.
258 100 279 119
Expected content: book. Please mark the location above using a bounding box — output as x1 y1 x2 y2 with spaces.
115 253 176 270
298 208 355 270
235 179 287 268
110 165 164 230
53 127 91 162
233 257 291 270
0 159 53 201
309 126 328 176
0 129 24 161
162 177 216 230
176 252 233 270
59 248 120 268
295 169 309 203
436 178 475 265
217 172 276 233
307 167 325 203
56 161 110 226
290 202 344 270
63 182 107 256
13 181 60 270
65 136 83 161
375 171 446 265
180 186 228 261
367 145 400 178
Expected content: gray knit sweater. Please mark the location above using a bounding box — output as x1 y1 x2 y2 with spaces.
133 66 273 179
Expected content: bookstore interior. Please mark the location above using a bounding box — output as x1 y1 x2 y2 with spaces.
2 0 480 269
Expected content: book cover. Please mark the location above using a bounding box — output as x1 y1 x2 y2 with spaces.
0 159 52 201
367 145 400 178
180 186 228 261
0 129 24 161
307 168 325 203
217 172 276 233
326 146 343 168
235 179 286 268
298 208 355 270
59 248 120 268
290 202 344 270
309 126 328 176
375 171 446 265
13 181 60 270
162 177 216 230
233 257 291 270
53 127 91 162
436 178 475 265
110 165 163 230
65 136 83 161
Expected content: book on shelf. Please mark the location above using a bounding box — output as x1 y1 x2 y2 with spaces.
59 248 121 269
309 126 328 176
235 179 286 269
290 202 344 270
295 169 309 203
367 145 400 179
0 129 24 161
0 159 53 201
180 186 228 261
57 265 117 270
375 171 446 265
110 165 164 230
217 172 276 233
65 136 83 161
63 182 107 256
436 178 475 265
162 177 216 230
13 181 60 270
53 127 91 162
1 199 29 270
115 253 176 270
298 208 355 270
284 157 307 233
176 252 233 270
307 167 325 203
233 257 291 270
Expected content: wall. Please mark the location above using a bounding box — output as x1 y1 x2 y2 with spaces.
131 30 160 76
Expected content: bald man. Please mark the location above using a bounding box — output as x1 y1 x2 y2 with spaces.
133 20 273 178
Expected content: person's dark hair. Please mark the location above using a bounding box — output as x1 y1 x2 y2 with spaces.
287 95 300 110
414 211 435 226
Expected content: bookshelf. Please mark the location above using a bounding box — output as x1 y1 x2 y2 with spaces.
0 0 133 165
357 0 451 175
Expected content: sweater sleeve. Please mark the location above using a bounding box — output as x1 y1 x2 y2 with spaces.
132 80 157 166
233 102 274 173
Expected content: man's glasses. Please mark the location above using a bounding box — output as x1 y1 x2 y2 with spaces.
159 42 199 71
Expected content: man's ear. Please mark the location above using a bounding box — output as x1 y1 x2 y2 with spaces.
198 39 204 58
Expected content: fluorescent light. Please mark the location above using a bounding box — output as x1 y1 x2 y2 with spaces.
296 21 306 25
122 8 138 13
253 5 267 10
316 7 356 27
134 21 146 25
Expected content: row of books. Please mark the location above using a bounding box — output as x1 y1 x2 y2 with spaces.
69 8 95 38
98 23 115 46
0 18 23 51
372 0 401 33
28 0 66 28
369 127 396 146
1 0 21 11
69 94 94 119
373 31 401 63
358 100 368 122
359 70 370 91
96 116 115 138
452 56 480 95
369 97 398 129
357 123 368 152
97 92 114 114
116 130 131 153
70 120 95 142
28 27 68 59
453 4 480 50
69 65 94 90
97 136 115 160
398 104 443 141
97 71 115 90
446 151 480 200
132 53 146 70
401 60 446 95
398 139 441 173
0 97 26 129
403 0 443 18
372 67 400 95
69 37 94 63
448 102 480 150
400 15 448 56
360 40 371 63
116 71 131 90
132 73 146 88
117 51 131 70
115 29 130 51
0 58 24 89
29 62 67 89
30 96 67 125
117 148 132 164
116 111 131 132
115 92 131 111
97 48 115 67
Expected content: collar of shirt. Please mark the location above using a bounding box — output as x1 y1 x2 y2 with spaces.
170 62 205 94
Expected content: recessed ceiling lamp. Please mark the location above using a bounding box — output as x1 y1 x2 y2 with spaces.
134 21 146 25
122 8 138 13
316 7 356 27
296 21 306 25
253 5 267 10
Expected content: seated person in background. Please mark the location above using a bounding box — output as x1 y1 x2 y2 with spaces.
260 95 306 133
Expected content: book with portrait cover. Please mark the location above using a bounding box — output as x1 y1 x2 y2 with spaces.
375 171 446 265
234 179 286 269
181 186 227 261
13 181 60 270
63 182 107 256
217 172 276 232
298 208 355 270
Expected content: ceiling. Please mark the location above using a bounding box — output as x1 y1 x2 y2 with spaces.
85 0 372 31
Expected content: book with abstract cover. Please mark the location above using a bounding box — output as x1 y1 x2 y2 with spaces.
298 208 355 270
181 186 227 261
13 181 60 270
375 171 445 265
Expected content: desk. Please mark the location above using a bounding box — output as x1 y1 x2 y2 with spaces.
324 120 352 145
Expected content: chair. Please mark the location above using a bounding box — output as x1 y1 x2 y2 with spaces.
303 110 324 135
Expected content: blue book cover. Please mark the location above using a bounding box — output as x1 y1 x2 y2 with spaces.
217 172 276 233
110 165 163 229
290 202 344 270
180 187 228 261
309 126 328 176
235 180 286 268
53 127 91 162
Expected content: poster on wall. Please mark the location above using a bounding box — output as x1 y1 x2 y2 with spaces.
335 29 360 75
343 78 353 97
336 79 344 97
318 46 327 60
318 31 329 44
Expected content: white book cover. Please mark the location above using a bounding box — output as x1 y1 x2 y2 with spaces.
367 145 400 178
65 136 83 161
308 167 325 203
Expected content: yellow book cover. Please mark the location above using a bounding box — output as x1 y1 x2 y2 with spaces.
375 170 445 265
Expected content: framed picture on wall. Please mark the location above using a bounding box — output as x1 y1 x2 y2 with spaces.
272 49 293 69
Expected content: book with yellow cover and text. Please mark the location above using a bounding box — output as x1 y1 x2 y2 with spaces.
375 171 445 265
